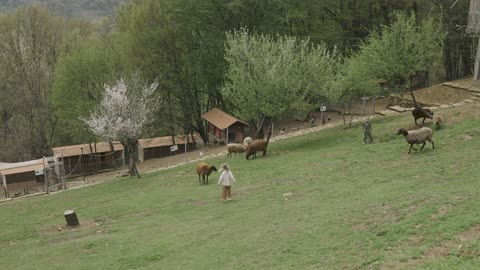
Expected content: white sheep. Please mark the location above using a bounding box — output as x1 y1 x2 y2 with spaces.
226 143 246 157
243 137 253 147
397 127 434 154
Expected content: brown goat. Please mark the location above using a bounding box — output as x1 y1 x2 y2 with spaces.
246 130 272 160
195 162 217 184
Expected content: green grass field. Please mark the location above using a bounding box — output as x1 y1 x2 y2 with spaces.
1 103 480 270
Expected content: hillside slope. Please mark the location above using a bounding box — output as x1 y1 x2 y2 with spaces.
1 102 480 269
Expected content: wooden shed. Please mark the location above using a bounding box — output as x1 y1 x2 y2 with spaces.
0 159 48 198
137 134 201 162
52 142 124 177
201 108 250 144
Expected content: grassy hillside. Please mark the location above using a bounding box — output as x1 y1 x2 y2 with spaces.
1 103 480 269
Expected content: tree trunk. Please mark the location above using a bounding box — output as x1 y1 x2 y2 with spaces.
255 116 273 139
348 102 353 128
64 210 80 227
126 142 141 178
474 37 480 80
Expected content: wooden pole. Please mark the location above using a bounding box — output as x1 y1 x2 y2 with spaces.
2 175 8 199
122 148 126 170
362 96 367 115
81 148 85 183
372 96 376 115
43 156 49 194
185 134 188 162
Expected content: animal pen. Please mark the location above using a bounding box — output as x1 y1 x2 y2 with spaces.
52 142 124 178
137 134 201 162
202 108 250 144
0 157 65 200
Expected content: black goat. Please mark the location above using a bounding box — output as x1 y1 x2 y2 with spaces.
412 107 433 125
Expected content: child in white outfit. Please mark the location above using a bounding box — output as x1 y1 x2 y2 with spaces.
218 164 236 201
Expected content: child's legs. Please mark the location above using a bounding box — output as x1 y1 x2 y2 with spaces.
222 186 228 199
226 186 232 198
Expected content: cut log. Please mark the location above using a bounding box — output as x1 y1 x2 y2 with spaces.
64 210 80 227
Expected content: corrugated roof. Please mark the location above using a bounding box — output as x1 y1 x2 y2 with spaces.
0 159 47 176
52 142 124 158
138 137 173 148
173 134 201 145
201 108 249 130
138 134 202 149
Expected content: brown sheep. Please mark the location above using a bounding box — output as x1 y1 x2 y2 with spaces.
246 129 272 160
433 114 444 130
195 162 217 184
412 107 433 125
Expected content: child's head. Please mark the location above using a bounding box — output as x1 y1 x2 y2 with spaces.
222 163 230 171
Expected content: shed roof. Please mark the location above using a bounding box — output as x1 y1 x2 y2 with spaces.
138 134 202 149
0 159 47 176
52 142 124 158
138 137 173 148
201 108 249 130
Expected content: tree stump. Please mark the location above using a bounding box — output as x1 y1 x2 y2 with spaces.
64 210 80 227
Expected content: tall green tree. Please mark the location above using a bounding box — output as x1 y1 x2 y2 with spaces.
352 12 446 113
51 35 125 146
222 29 339 136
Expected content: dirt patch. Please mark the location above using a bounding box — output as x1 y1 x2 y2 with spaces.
40 220 101 236
176 199 208 206
380 223 480 269
425 245 450 257
412 85 474 105
457 225 480 242
438 204 454 215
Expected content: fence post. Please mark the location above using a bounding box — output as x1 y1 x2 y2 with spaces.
2 175 8 199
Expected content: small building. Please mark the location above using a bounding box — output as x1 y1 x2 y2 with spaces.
52 142 124 177
0 159 48 198
201 108 250 144
137 134 201 162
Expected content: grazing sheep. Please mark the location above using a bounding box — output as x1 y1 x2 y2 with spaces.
226 143 246 157
412 107 434 125
243 137 253 147
195 162 217 184
246 130 272 160
433 114 444 130
397 127 434 154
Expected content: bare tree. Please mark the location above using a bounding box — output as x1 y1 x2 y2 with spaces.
82 78 159 178
0 6 65 162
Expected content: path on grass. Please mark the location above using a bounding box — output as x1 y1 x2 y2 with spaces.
146 80 480 174
145 109 400 174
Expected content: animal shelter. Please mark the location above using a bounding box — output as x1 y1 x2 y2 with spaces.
52 142 124 177
202 108 250 144
0 159 48 199
137 134 200 162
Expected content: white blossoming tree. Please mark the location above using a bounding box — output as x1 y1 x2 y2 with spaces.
83 78 159 178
